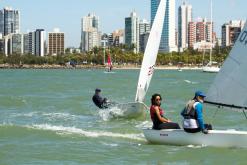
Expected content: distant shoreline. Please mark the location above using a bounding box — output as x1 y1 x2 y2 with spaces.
0 64 202 70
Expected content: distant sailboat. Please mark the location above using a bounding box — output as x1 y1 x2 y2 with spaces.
107 54 113 72
202 0 220 73
143 19 247 148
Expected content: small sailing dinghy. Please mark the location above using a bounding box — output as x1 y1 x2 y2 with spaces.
104 53 115 73
108 0 166 119
143 3 247 147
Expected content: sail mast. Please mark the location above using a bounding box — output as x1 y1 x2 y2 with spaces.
210 0 213 64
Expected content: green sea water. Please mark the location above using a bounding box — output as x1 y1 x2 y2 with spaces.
0 69 246 165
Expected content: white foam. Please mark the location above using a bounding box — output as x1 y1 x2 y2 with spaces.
187 144 207 148
184 80 198 84
98 107 125 121
28 124 145 141
135 121 152 129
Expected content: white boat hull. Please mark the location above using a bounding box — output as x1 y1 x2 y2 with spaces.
202 66 220 73
143 128 247 148
111 102 148 119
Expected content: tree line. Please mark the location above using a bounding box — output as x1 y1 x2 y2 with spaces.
0 46 231 66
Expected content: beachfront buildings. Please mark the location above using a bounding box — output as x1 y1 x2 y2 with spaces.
222 20 245 47
3 29 45 56
187 18 214 49
0 7 20 36
178 1 192 51
48 28 65 55
151 0 177 52
125 11 140 53
81 13 101 52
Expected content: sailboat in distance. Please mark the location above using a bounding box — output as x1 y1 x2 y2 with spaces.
202 0 220 73
107 0 166 119
143 20 247 148
107 53 113 72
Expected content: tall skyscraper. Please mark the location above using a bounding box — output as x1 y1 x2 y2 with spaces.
151 0 177 52
178 1 192 51
0 7 20 36
48 28 65 55
35 29 45 56
81 13 101 52
125 11 140 53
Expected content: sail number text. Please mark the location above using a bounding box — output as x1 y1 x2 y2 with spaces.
239 30 247 45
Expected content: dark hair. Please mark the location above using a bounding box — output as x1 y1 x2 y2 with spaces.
151 93 162 105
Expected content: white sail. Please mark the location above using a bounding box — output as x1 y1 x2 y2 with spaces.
135 0 166 102
205 21 247 110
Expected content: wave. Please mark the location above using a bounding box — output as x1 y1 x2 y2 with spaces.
184 80 198 84
27 124 145 141
186 144 207 148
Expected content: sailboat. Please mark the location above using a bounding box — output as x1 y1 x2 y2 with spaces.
108 0 166 119
202 0 220 73
107 54 113 72
143 20 247 148
104 53 114 73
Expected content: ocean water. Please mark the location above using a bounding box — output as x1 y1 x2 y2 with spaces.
0 69 246 165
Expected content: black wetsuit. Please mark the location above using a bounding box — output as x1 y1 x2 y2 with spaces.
92 94 107 108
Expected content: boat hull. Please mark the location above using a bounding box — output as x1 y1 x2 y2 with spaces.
202 66 220 73
143 128 247 148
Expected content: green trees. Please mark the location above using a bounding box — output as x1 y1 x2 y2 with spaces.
0 46 231 66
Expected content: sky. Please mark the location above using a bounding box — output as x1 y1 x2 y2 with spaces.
0 0 246 47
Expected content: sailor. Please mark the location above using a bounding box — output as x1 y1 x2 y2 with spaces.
181 91 212 134
150 93 180 130
92 88 108 109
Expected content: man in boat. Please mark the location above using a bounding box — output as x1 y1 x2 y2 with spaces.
150 93 180 130
92 88 109 109
181 91 212 134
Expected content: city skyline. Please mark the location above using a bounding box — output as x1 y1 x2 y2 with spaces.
0 0 246 47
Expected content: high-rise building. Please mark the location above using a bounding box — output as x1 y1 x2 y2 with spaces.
125 11 140 53
222 20 245 47
178 1 192 51
34 29 45 56
139 19 150 35
140 33 150 52
12 33 23 54
139 19 150 52
188 18 215 49
81 13 101 52
188 22 196 48
28 32 35 55
151 0 177 52
0 7 20 36
112 29 124 47
48 28 65 55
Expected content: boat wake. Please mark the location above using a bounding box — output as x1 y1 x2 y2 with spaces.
27 124 145 141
